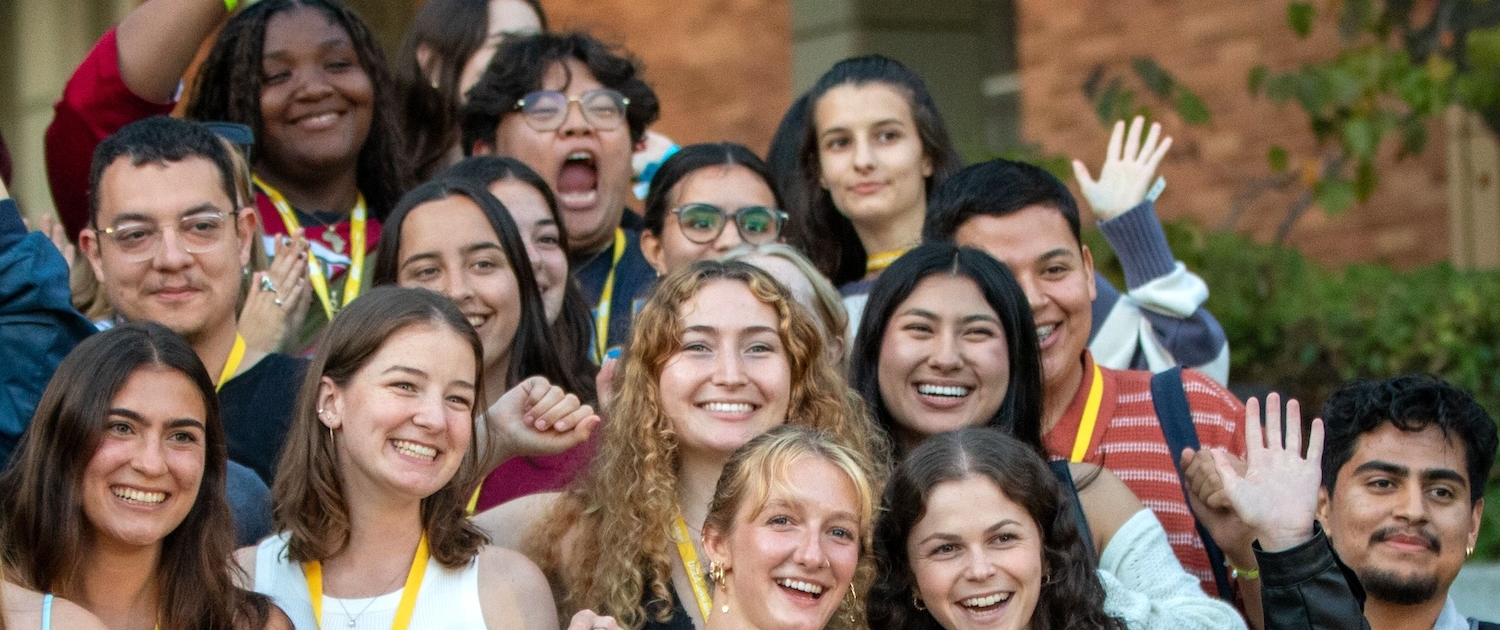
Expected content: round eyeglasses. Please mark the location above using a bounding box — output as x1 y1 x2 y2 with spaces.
670 203 788 245
513 89 630 132
97 211 231 262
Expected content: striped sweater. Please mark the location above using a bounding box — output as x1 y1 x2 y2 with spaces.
1043 352 1246 596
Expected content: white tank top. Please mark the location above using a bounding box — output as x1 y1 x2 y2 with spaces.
253 532 486 629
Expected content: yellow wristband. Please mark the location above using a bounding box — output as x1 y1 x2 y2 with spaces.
1228 564 1259 580
224 0 238 12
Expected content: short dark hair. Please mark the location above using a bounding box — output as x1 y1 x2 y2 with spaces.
642 142 784 236
87 116 240 227
1320 374 1499 505
787 55 962 284
923 158 1082 246
868 427 1123 630
461 32 660 154
848 242 1044 454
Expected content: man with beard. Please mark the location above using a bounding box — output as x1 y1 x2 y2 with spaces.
1190 374 1497 630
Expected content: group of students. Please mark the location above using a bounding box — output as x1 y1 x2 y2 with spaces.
0 0 1494 629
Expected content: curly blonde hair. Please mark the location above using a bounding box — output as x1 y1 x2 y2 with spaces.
526 260 885 629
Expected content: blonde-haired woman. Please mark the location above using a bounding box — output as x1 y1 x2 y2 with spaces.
721 242 850 369
475 260 885 629
700 424 876 630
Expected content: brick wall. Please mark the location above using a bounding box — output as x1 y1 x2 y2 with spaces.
1014 0 1449 268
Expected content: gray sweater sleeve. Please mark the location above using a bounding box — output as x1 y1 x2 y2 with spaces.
1090 200 1229 380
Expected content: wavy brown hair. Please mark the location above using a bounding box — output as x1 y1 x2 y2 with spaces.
0 322 271 629
868 428 1124 630
271 286 491 567
526 260 885 629
703 425 878 630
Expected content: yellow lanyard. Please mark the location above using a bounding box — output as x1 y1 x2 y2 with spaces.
1068 363 1106 462
303 533 429 630
253 176 367 321
215 334 246 392
865 248 910 275
672 512 714 622
591 228 627 364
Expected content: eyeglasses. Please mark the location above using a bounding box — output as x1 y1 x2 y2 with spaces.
98 211 230 262
670 204 787 245
513 89 630 132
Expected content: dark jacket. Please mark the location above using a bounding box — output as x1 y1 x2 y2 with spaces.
0 199 95 466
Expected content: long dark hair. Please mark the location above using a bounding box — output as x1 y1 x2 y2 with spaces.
788 55 962 285
849 243 1044 454
372 177 572 399
395 0 548 180
441 156 597 402
0 322 270 630
641 142 786 237
868 427 1123 630
274 286 490 567
185 0 411 221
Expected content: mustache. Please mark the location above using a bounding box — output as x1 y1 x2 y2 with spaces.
1369 526 1441 552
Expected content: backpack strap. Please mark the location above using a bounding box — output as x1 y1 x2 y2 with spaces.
1047 460 1097 561
1150 367 1235 601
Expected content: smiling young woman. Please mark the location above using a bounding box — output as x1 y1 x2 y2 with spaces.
473 260 885 630
0 322 286 630
242 286 560 629
699 425 878 630
373 177 597 509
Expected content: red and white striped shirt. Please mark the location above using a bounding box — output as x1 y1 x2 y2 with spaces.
1043 352 1246 595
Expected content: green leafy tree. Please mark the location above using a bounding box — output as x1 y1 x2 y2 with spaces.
1085 0 1500 242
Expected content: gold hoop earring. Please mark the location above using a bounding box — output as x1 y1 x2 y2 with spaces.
709 561 728 613
912 592 926 611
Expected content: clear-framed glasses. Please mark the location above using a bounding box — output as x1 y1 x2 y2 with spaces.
670 203 787 245
513 89 630 132
98 211 230 262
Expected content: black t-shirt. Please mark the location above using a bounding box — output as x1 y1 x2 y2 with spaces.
218 353 307 483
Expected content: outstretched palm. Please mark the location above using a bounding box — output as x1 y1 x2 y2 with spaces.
1071 115 1173 220
1209 393 1325 552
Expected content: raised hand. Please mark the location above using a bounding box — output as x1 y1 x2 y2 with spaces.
1207 393 1325 552
238 232 310 354
1071 115 1173 220
481 376 600 471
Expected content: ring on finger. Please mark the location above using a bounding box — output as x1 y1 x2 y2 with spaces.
274 298 284 306
259 275 278 294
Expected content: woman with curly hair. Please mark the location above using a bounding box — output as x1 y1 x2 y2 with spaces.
474 260 886 629
46 0 412 350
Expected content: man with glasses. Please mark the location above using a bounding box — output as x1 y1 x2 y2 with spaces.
76 116 305 485
463 32 661 360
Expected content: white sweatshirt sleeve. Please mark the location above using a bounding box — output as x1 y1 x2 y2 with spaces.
1096 509 1247 630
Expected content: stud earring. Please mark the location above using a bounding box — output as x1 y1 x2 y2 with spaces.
1467 546 1476 558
